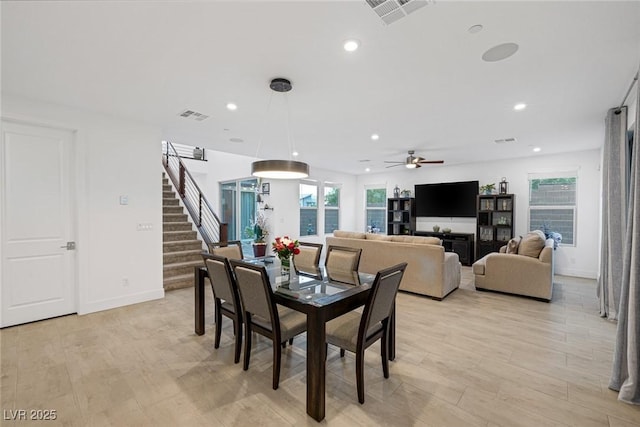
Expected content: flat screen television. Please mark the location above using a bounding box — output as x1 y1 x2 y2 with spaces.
415 180 479 218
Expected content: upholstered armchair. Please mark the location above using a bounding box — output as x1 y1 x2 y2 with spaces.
473 233 555 301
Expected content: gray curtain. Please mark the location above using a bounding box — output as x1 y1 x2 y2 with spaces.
610 74 640 404
598 107 628 319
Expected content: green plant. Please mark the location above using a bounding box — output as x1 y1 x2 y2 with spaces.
480 183 496 194
245 213 269 243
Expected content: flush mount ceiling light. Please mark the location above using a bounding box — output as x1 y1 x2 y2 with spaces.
514 103 527 111
533 147 542 152
482 42 519 62
226 102 238 111
343 39 360 52
371 133 379 140
251 78 309 179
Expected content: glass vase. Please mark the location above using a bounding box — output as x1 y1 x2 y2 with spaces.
280 257 291 281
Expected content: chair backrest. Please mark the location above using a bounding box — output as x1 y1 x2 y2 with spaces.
325 245 362 272
230 260 276 326
294 242 323 273
361 263 407 335
209 240 243 260
202 253 238 304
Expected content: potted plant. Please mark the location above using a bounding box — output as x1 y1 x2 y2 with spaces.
245 213 269 257
479 183 496 195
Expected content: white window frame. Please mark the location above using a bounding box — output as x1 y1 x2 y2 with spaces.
365 184 387 234
527 171 577 247
299 180 318 237
323 183 340 234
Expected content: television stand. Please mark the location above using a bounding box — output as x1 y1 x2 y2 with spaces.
415 231 475 266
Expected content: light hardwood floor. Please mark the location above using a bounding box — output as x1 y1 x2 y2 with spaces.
1 268 639 426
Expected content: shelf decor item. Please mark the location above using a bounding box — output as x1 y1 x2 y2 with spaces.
393 185 400 198
479 183 496 195
433 225 440 232
499 177 508 194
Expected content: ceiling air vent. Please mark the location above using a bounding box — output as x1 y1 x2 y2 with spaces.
365 0 431 25
494 137 518 144
179 109 210 122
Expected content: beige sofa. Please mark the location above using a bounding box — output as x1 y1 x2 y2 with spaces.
326 230 461 300
472 236 555 301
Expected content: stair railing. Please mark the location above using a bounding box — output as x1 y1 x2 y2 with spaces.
162 141 227 246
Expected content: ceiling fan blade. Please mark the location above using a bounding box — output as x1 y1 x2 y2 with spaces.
384 160 404 164
417 160 445 164
385 164 403 168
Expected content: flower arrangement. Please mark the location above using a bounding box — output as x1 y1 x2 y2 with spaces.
272 236 300 261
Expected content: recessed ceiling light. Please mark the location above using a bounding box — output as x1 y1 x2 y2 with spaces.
482 43 519 62
514 103 527 111
371 134 379 141
226 103 238 111
365 167 371 172
292 151 299 157
468 24 483 34
343 39 359 52
533 147 541 152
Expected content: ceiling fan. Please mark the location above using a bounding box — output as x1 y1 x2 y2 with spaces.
384 150 444 169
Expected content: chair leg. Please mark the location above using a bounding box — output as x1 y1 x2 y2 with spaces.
356 348 365 404
214 300 222 349
289 337 293 345
243 321 252 371
233 318 242 364
273 339 282 390
381 331 390 379
340 348 346 358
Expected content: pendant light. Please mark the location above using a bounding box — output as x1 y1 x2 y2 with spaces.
251 78 309 179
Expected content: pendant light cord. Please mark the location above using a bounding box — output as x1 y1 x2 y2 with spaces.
254 91 275 159
284 92 296 161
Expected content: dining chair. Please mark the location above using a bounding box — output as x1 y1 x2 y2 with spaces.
325 245 362 272
208 240 243 260
202 253 243 363
325 262 407 403
293 241 323 274
229 259 308 390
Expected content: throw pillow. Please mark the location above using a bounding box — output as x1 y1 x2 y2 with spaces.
333 230 366 239
517 230 546 258
505 237 521 254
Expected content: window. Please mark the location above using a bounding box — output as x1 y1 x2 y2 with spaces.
299 183 318 236
365 187 386 233
324 185 340 234
528 173 577 245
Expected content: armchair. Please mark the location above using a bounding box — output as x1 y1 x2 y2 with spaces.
473 238 555 301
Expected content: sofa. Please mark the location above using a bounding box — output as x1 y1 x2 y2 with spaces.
472 230 555 301
326 230 461 300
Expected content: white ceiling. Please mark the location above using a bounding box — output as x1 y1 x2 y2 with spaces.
2 1 640 175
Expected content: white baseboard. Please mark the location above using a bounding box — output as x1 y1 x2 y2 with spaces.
555 268 597 279
78 289 165 315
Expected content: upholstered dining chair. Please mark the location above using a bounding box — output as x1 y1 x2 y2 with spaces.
202 253 243 363
229 259 308 390
293 241 323 274
208 240 243 260
325 245 362 272
325 262 407 403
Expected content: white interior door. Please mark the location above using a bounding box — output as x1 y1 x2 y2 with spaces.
1 120 76 327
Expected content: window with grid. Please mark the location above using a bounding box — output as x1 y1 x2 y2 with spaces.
528 173 577 245
365 186 387 233
323 185 340 234
299 183 318 236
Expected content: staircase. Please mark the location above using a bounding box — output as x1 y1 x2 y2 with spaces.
162 174 204 290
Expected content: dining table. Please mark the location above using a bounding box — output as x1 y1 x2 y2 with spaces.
194 257 396 422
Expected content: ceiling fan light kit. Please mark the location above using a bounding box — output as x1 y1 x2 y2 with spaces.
385 150 444 169
251 78 310 179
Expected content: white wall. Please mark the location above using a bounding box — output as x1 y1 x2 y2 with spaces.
356 149 602 279
1 94 164 314
182 151 358 246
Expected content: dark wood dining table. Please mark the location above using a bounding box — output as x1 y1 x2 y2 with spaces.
194 258 395 422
